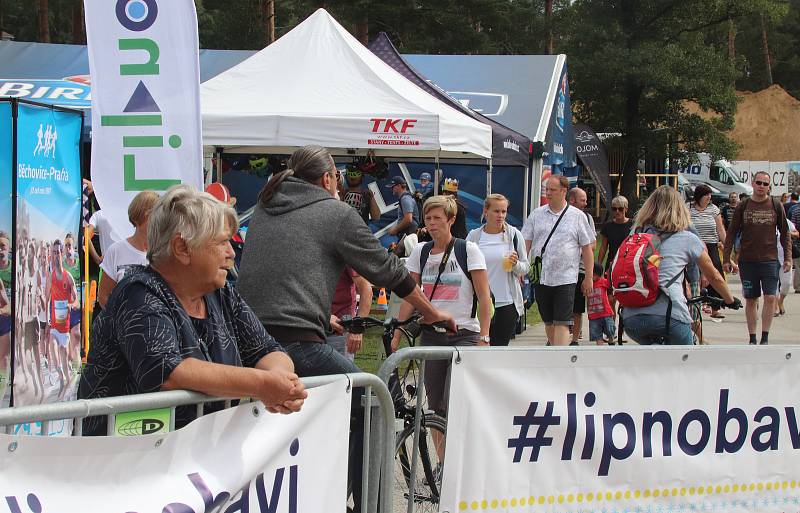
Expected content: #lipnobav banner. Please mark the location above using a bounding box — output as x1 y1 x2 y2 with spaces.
13 102 82 426
0 381 350 513
442 347 800 513
0 101 12 405
85 0 203 234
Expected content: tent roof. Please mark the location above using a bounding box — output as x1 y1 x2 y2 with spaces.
403 54 564 144
368 32 531 167
200 9 491 159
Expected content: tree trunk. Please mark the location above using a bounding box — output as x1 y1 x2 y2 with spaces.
38 0 50 42
544 0 553 54
263 0 275 45
621 85 642 207
72 0 85 44
760 15 773 86
727 18 735 61
619 0 640 206
355 13 368 46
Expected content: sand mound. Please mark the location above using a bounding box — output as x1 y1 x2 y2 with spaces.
684 85 800 161
731 85 800 161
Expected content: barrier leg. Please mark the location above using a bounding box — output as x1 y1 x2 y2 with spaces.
407 359 426 513
366 388 383 513
362 385 371 513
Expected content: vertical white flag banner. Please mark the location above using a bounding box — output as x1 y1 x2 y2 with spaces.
85 0 203 233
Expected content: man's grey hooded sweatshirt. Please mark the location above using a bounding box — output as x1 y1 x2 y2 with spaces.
237 177 416 341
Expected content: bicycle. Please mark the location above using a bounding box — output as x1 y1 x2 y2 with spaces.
686 290 742 345
339 315 448 513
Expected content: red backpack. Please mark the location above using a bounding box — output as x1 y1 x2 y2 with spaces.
610 230 676 308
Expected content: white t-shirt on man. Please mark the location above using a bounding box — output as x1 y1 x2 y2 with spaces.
89 209 131 256
100 239 148 282
522 203 595 287
406 241 486 332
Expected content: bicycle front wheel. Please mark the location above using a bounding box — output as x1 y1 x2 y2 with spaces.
394 413 447 513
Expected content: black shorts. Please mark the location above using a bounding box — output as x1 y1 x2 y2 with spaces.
573 273 586 314
535 283 576 326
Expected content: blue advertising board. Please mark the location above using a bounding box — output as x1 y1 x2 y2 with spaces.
13 102 82 420
369 163 490 246
490 165 527 228
546 65 577 181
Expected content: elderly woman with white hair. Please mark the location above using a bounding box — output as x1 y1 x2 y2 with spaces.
79 185 306 435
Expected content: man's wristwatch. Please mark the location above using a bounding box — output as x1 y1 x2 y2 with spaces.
479 335 491 343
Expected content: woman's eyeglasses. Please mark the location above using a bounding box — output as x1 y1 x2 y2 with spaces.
753 180 770 187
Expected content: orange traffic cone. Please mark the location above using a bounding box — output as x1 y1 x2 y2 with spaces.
376 288 388 311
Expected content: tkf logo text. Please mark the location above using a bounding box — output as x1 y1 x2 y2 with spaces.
100 0 182 192
367 118 421 146
369 118 417 133
507 389 800 476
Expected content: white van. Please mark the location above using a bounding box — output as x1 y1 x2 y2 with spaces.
678 154 753 198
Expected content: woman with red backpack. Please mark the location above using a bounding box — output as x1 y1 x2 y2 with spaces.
615 186 741 345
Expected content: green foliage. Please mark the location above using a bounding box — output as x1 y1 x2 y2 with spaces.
192 0 558 54
734 0 799 98
3 0 799 199
1 0 82 43
559 0 788 202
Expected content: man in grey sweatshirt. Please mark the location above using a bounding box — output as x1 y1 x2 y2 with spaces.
236 145 454 512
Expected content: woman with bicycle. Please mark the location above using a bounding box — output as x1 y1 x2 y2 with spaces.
392 195 492 417
466 194 529 346
621 186 740 345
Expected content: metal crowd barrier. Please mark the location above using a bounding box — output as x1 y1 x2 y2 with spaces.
0 372 396 513
378 346 459 513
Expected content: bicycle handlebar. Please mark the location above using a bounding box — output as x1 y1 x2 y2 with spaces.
338 314 422 334
686 290 742 310
338 314 455 335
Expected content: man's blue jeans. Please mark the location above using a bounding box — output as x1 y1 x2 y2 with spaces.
282 341 364 511
623 314 694 345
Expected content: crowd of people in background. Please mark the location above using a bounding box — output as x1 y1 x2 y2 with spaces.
53 145 795 512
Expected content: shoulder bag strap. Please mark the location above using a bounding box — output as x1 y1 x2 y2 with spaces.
541 205 569 256
426 238 456 302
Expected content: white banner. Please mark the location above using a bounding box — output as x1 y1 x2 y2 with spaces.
732 160 790 196
85 0 203 233
442 347 800 513
0 381 350 512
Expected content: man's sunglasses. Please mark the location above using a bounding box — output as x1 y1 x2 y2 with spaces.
753 180 770 187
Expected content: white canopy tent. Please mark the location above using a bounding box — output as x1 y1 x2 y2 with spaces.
200 9 492 159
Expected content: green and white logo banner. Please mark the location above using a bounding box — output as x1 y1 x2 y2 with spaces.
85 0 203 232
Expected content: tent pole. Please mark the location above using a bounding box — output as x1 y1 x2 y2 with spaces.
532 158 543 211
212 146 223 186
434 152 441 196
486 159 493 197
523 165 530 221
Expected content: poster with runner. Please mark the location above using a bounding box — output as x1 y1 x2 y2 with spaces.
0 101 12 405
12 102 82 430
